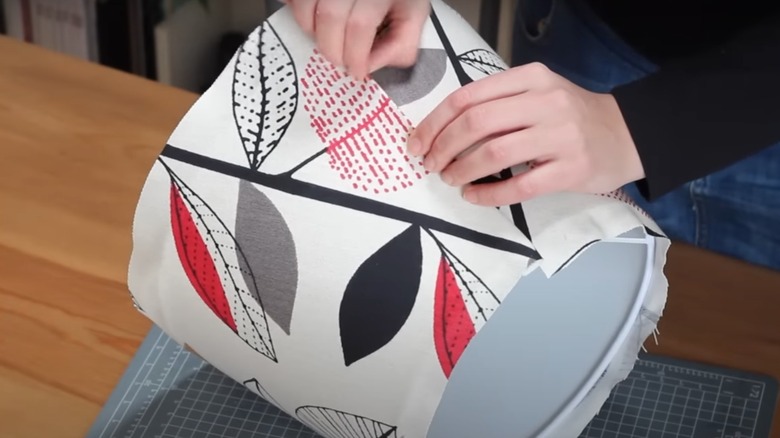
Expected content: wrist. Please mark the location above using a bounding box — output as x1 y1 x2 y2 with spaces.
602 93 645 184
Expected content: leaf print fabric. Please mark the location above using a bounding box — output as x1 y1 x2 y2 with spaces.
372 49 448 106
233 21 298 169
338 226 423 366
301 50 428 194
296 406 398 438
127 2 668 438
235 180 299 335
167 165 277 362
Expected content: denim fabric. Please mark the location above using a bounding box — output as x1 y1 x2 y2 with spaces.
510 0 780 271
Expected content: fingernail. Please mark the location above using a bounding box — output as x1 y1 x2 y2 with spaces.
423 156 436 171
407 138 421 156
463 188 477 203
441 172 454 186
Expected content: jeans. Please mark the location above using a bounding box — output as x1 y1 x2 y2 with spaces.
510 0 780 272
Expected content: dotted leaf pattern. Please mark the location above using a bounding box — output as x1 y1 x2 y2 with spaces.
232 21 298 169
599 188 651 219
166 164 277 362
431 234 501 378
301 49 428 194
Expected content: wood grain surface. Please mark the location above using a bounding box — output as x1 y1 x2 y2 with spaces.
1 35 779 438
0 36 195 438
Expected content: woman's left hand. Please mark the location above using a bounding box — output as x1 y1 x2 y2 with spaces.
406 62 646 206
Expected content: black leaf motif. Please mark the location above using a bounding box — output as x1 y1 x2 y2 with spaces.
339 225 423 366
232 20 298 169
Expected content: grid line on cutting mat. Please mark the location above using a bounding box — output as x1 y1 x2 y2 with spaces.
86 326 777 438
580 358 771 438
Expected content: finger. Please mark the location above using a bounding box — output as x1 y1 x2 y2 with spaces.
407 62 556 157
440 127 551 186
343 0 392 79
314 0 356 67
289 0 318 34
462 161 571 206
423 91 549 173
367 1 429 72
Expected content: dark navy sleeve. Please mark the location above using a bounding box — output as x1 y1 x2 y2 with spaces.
610 12 780 200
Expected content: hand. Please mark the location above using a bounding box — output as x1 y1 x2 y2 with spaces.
406 62 646 206
284 0 431 79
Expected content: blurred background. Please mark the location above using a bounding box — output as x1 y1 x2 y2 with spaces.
0 0 516 94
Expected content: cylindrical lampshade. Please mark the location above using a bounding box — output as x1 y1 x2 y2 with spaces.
128 2 670 437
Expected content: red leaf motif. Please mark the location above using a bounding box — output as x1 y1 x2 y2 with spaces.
300 49 427 194
433 255 476 378
164 167 277 362
170 183 238 331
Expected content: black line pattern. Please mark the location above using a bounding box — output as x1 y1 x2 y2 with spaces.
160 146 540 260
553 239 600 275
295 406 398 438
243 378 284 411
430 8 472 87
430 6 531 242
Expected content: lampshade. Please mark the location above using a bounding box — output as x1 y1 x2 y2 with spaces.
127 2 670 436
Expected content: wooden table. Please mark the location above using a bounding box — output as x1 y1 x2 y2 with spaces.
1 35 779 438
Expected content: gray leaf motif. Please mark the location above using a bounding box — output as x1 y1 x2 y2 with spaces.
372 48 447 106
235 179 299 335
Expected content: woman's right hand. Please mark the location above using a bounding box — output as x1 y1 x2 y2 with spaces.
284 0 431 79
